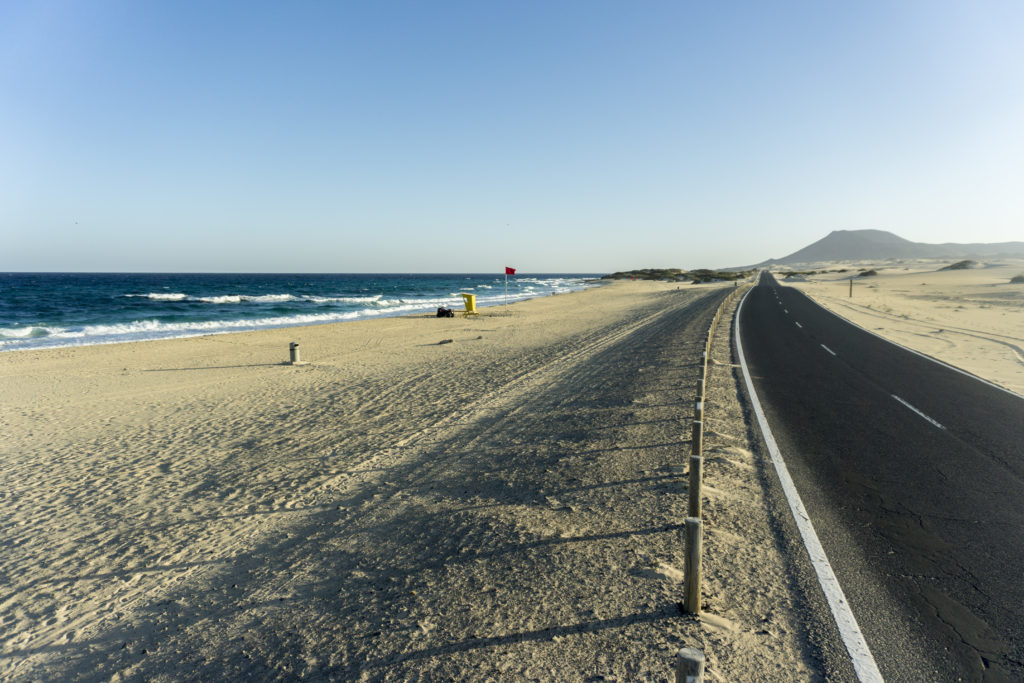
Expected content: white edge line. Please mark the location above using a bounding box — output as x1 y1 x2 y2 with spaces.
735 286 884 683
891 394 946 430
821 344 837 356
788 288 1024 401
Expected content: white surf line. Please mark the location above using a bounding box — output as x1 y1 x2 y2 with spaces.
736 289 884 683
890 395 946 430
821 344 837 356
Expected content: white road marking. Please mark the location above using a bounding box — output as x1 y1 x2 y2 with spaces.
736 290 883 683
791 289 1024 401
784 308 788 314
891 395 946 430
821 344 837 356
795 322 803 329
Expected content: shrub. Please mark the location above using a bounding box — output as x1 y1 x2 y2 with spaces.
1011 274 1024 284
602 267 753 282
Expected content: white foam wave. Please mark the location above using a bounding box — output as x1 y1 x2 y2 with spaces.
0 326 54 339
195 294 298 304
126 292 188 301
304 294 383 304
126 292 302 304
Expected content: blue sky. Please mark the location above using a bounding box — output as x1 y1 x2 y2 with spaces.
2 1 1022 272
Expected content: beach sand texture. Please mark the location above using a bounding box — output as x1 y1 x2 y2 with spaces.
0 281 835 681
782 259 1024 396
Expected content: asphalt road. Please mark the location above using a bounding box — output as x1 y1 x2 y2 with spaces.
738 271 1024 682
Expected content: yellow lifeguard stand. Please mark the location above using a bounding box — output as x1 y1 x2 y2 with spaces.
461 293 478 316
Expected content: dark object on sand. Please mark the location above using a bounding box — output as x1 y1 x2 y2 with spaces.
436 307 455 318
940 260 976 271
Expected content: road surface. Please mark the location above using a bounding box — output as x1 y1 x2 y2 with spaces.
738 271 1024 682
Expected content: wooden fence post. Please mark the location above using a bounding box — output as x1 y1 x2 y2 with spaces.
687 455 703 518
684 517 703 614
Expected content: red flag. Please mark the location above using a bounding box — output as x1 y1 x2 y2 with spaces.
505 266 516 275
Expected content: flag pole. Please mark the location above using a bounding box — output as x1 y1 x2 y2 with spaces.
504 272 508 313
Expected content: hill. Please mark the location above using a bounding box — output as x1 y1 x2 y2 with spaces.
759 229 1024 265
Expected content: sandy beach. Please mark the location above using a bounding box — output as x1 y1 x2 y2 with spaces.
0 280 848 681
779 259 1024 396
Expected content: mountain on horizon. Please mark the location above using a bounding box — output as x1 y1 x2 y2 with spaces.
760 229 1024 265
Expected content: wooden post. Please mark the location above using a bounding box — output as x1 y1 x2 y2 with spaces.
697 378 704 402
691 420 702 456
684 517 703 614
849 278 853 298
694 398 703 422
687 455 703 518
675 647 705 683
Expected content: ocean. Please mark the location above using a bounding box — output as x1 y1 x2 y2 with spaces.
0 272 600 352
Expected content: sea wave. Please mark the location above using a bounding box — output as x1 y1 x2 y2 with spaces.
194 294 300 304
0 326 54 339
4 275 598 352
125 292 400 305
304 294 383 304
126 292 189 301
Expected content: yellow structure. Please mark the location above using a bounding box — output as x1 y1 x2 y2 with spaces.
461 293 478 316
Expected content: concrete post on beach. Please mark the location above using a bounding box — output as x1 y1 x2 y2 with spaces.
289 342 301 365
684 517 703 614
675 647 705 683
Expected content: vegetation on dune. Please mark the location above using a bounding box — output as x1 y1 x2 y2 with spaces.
858 269 878 277
602 268 688 281
940 260 976 271
688 269 752 283
1011 274 1024 284
781 270 817 277
602 268 753 283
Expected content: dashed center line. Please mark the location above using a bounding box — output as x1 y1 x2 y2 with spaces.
891 395 946 430
784 309 788 314
821 344 836 356
795 322 803 329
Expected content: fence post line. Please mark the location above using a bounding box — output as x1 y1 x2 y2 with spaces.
687 455 703 518
684 517 703 614
691 419 702 456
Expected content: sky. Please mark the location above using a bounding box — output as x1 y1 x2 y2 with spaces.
1 1 1022 273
